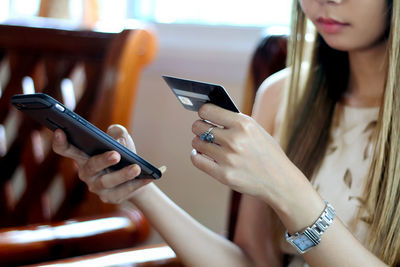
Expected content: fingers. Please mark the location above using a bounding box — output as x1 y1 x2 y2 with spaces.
90 163 157 204
90 163 140 192
107 124 136 152
79 151 121 181
190 149 222 181
192 120 225 146
52 129 89 166
52 125 156 205
100 178 153 204
198 103 240 129
191 135 226 163
192 119 236 164
93 165 167 192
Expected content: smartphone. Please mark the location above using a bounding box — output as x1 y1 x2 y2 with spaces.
162 75 240 113
11 93 162 179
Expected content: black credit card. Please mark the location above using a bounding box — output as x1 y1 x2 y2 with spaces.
162 75 240 113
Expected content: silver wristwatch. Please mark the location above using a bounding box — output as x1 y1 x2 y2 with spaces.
285 201 335 254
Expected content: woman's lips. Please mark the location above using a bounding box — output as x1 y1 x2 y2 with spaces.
316 17 350 34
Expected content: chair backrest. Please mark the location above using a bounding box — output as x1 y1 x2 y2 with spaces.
228 34 287 240
0 17 157 227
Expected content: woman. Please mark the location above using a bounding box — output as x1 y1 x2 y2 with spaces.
52 0 399 266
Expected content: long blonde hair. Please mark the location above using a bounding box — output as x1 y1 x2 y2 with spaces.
280 0 400 265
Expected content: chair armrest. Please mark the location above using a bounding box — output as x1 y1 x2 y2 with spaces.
28 243 183 267
0 208 150 266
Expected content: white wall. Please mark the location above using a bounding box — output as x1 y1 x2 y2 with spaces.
129 22 268 244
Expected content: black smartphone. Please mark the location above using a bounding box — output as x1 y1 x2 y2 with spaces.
162 75 240 113
11 93 162 179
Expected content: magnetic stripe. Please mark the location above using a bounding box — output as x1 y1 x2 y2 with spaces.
173 89 211 100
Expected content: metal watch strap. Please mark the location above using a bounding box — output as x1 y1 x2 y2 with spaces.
285 200 336 254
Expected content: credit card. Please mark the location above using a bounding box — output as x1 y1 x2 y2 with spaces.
162 75 239 113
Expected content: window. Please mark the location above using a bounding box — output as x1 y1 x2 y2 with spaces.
0 0 40 20
128 0 292 27
1 0 292 28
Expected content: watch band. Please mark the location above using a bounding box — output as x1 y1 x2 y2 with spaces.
285 200 336 254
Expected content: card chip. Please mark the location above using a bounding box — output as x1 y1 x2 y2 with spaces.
178 96 193 106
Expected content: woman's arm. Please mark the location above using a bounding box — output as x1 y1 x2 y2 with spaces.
190 69 388 266
52 125 253 267
130 183 252 266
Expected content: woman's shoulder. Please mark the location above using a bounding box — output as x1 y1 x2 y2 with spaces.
252 68 290 135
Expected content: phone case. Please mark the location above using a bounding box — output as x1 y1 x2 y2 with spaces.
11 93 161 179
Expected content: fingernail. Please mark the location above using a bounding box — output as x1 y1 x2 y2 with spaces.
108 152 117 161
128 165 135 175
55 131 61 141
129 165 140 176
191 149 197 156
159 166 167 173
117 138 126 146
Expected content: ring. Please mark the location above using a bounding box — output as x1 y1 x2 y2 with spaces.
200 126 215 143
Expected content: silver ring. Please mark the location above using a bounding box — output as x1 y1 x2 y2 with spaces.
200 126 215 143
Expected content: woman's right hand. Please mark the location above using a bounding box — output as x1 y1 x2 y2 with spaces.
52 124 154 204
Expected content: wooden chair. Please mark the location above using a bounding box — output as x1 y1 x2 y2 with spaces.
0 17 158 265
26 244 183 267
0 24 287 265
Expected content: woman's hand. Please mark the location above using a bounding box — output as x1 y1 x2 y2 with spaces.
52 124 154 204
190 104 314 214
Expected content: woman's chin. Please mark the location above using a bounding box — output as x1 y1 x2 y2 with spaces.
321 34 387 53
321 37 355 52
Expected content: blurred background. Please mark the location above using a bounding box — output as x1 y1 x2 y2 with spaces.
0 0 291 245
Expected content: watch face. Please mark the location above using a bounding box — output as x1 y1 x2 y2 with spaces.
293 235 314 252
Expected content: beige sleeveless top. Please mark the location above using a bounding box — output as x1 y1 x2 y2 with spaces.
283 104 380 267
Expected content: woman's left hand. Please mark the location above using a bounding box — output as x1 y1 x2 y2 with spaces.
191 103 307 209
